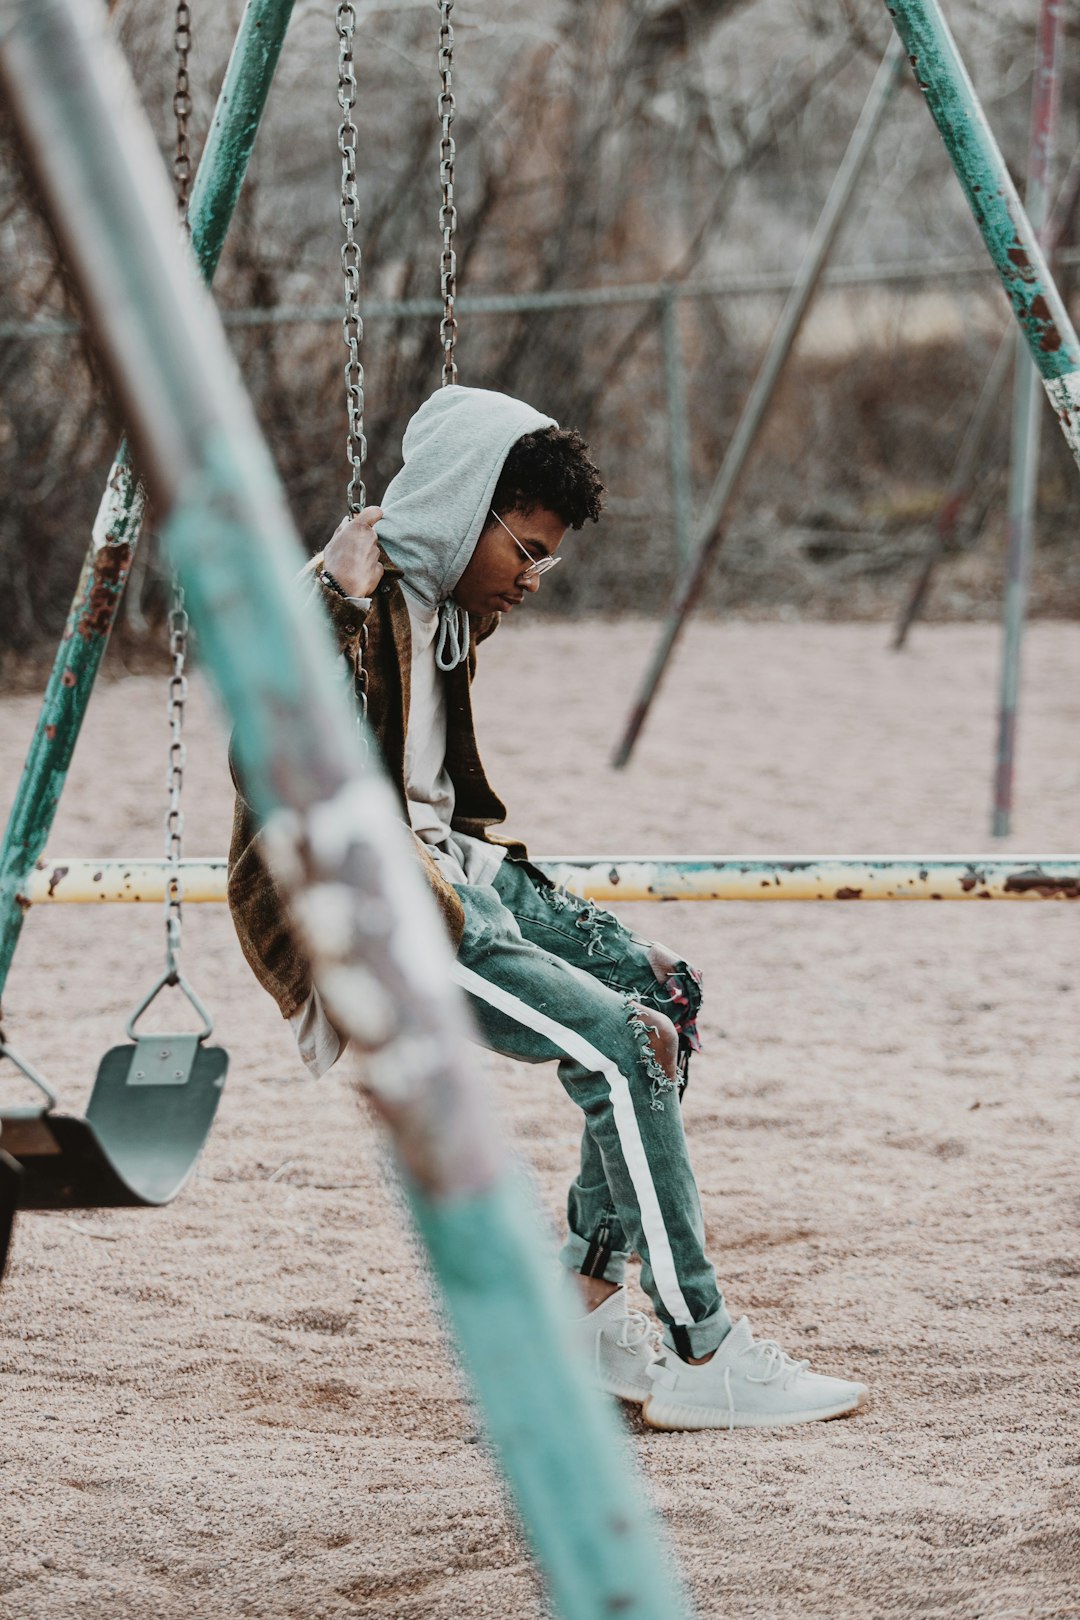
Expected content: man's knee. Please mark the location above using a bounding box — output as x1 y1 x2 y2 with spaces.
627 1001 679 1080
644 939 681 985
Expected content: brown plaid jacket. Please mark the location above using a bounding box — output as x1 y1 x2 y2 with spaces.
226 553 524 1019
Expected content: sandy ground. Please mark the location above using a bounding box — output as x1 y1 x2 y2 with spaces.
1 619 1079 1620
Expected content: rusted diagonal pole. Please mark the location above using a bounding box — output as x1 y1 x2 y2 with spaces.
0 4 690 1613
612 35 907 768
991 0 1064 837
0 0 296 1003
892 139 1080 652
881 0 1080 463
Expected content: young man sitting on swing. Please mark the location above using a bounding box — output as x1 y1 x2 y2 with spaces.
228 384 867 1432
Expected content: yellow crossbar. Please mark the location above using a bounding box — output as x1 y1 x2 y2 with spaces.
22 856 1080 905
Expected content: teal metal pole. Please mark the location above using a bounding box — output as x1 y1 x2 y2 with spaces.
892 140 1080 651
0 0 295 1002
991 0 1064 838
882 0 1080 440
661 288 693 581
613 36 907 768
0 5 692 1614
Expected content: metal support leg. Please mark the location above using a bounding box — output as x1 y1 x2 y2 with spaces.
990 0 1063 838
891 138 1080 650
0 0 296 1001
661 288 693 581
891 324 1015 650
613 36 906 766
881 1 1080 458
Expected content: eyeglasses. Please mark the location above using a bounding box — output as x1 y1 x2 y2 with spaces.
489 509 562 580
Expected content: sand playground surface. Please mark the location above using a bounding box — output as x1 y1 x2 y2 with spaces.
1 619 1078 1619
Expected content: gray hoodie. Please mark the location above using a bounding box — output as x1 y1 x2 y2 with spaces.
377 384 556 669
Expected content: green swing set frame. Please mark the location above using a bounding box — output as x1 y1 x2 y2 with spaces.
1 2 1079 1615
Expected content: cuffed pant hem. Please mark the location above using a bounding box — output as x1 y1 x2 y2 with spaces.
559 1232 630 1287
661 1301 733 1360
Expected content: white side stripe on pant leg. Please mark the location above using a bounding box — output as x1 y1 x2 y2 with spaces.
451 961 695 1327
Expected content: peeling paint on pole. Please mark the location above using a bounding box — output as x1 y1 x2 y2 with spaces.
1042 369 1080 459
883 0 1080 477
20 855 1080 907
991 0 1064 839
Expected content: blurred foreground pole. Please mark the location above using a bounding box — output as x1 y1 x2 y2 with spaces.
0 4 691 1615
0 0 296 1001
612 36 906 768
991 0 1063 837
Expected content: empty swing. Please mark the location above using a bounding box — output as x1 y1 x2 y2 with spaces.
0 4 228 1283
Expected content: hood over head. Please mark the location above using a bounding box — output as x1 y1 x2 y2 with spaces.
377 385 556 669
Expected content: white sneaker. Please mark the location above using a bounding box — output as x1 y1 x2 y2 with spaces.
642 1316 867 1431
574 1287 663 1403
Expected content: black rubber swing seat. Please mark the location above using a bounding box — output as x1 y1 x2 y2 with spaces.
1 1036 228 1208
0 1027 228 1282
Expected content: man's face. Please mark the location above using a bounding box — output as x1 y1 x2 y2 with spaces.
452 505 567 616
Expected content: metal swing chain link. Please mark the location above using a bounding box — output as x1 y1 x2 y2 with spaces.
335 4 370 755
173 1 193 223
438 0 458 385
165 597 189 982
337 1 367 517
165 0 193 981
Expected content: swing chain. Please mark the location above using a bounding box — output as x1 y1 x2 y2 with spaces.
164 3 192 984
438 0 457 386
337 1 366 516
173 2 193 224
164 588 189 983
354 620 370 761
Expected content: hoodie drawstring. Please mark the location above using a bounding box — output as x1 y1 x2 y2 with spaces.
435 599 469 670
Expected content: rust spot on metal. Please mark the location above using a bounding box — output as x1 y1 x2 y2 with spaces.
61 669 77 688
1007 244 1033 278
1040 329 1062 354
1004 870 1080 898
835 887 862 900
608 867 620 886
16 893 31 913
46 865 69 897
1031 294 1051 321
960 874 977 892
79 541 132 640
44 724 57 741
93 870 103 883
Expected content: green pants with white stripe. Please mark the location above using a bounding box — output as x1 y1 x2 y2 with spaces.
452 857 731 1359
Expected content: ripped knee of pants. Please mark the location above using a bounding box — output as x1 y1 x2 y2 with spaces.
631 936 704 1055
538 883 608 957
625 999 679 1112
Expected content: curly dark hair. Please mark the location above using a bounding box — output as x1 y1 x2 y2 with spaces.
491 426 605 530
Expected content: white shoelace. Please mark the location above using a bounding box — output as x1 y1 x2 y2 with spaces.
741 1335 811 1388
616 1308 663 1357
